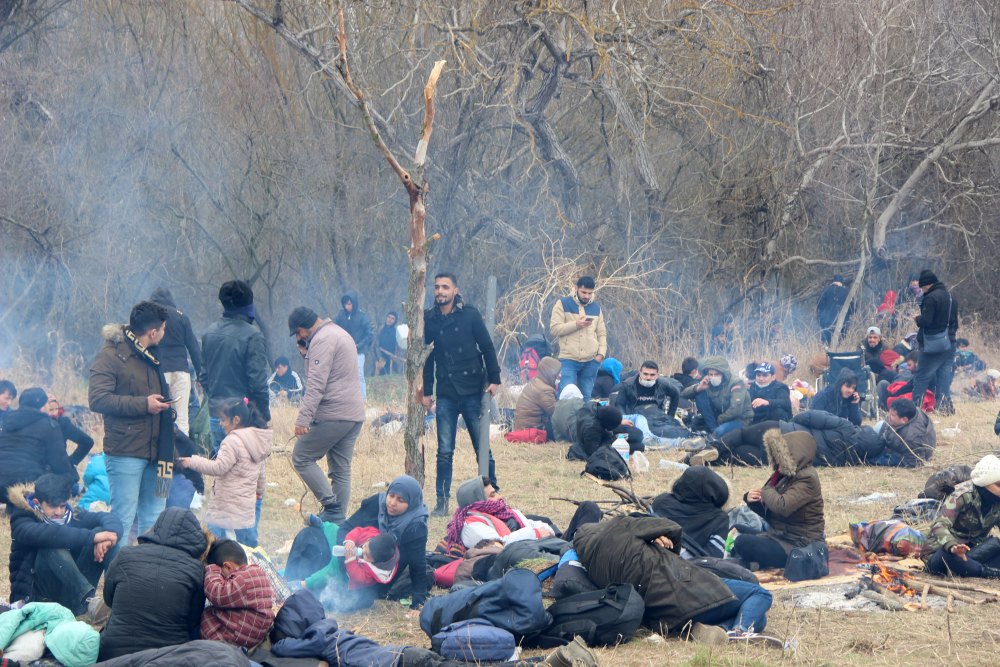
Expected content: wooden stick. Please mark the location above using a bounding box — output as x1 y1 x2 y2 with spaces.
947 594 955 613
861 590 906 611
921 584 930 611
911 576 1000 597
928 585 984 605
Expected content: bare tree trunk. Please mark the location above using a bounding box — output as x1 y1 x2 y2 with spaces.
831 242 867 351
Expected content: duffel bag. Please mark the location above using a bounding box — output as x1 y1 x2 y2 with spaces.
431 619 516 662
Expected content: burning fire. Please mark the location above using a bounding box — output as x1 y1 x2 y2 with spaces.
869 557 917 597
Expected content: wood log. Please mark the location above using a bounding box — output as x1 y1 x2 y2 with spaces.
911 575 1000 597
861 590 906 611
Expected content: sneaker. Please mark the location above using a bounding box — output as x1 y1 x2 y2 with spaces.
430 498 450 518
691 622 728 646
689 447 719 466
307 513 324 529
542 635 599 667
680 437 708 452
726 630 783 648
86 596 111 625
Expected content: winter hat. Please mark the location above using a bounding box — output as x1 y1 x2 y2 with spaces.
287 306 319 336
918 270 938 287
908 271 920 283
456 476 488 509
866 326 882 337
833 274 844 283
755 361 775 375
219 280 254 309
780 355 798 373
559 384 584 401
971 455 1000 487
597 405 623 431
19 387 48 410
904 331 919 345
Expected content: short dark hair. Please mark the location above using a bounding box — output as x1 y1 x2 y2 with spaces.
19 387 49 410
366 534 397 563
480 475 491 489
681 357 699 375
207 539 248 567
129 301 169 334
905 350 920 363
576 276 596 289
0 380 16 399
957 338 970 347
640 360 659 372
434 272 458 286
34 474 72 506
891 398 917 421
473 539 503 549
274 356 290 368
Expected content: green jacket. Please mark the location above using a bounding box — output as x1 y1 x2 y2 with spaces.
923 482 1000 559
681 356 753 427
0 602 99 667
305 522 347 591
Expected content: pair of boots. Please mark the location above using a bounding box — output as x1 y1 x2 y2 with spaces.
400 637 599 667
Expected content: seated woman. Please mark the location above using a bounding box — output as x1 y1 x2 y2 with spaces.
442 476 554 553
513 357 561 437
651 466 730 559
923 455 1000 579
731 430 825 570
808 368 862 426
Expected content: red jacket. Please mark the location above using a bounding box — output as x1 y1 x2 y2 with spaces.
344 526 399 590
200 563 275 648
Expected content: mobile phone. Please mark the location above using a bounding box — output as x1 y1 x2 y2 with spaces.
584 316 595 321
162 396 182 404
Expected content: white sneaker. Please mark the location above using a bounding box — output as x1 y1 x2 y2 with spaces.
689 447 719 466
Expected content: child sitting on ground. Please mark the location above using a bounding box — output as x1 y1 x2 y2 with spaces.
200 539 275 648
955 339 986 373
342 527 399 590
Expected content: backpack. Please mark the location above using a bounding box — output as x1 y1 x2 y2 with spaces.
535 584 645 649
582 446 631 481
431 620 516 663
420 568 553 641
519 348 542 383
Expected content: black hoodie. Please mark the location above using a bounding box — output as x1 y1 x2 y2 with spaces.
809 367 862 426
652 467 730 558
334 291 374 353
149 287 203 374
0 408 78 504
376 311 399 359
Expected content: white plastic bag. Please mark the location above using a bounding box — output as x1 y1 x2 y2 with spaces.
396 323 409 350
630 450 650 473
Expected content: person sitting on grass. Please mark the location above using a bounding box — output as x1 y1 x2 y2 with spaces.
615 360 688 444
0 378 15 430
748 362 792 424
572 403 645 456
873 398 936 467
954 339 986 374
731 430 825 571
268 355 304 403
200 538 275 648
513 356 561 436
45 393 96 470
923 455 1000 579
808 367 862 426
442 476 554 553
680 356 753 439
651 467 730 559
6 474 122 621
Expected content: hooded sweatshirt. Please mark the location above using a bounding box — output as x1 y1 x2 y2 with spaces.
514 357 562 430
809 367 863 426
149 287 203 374
334 291 374 354
183 427 272 529
651 467 730 559
680 356 752 427
376 312 399 359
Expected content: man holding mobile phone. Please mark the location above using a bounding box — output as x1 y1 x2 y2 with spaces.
550 276 607 401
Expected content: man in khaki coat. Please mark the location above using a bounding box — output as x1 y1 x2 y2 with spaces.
549 276 607 401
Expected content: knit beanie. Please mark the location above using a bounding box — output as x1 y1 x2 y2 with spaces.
597 405 623 431
219 280 254 309
918 270 938 287
908 271 920 283
833 274 844 283
971 455 1000 487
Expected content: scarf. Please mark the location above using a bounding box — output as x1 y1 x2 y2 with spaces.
124 327 175 497
769 470 781 487
223 303 256 322
445 499 522 552
29 494 73 525
377 475 429 541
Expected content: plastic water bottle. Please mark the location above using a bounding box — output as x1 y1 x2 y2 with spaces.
332 545 364 558
659 459 689 471
612 433 630 461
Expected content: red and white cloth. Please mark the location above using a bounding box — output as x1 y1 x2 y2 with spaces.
200 563 275 648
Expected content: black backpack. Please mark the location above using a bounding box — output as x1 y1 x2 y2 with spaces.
582 446 631 481
536 584 644 649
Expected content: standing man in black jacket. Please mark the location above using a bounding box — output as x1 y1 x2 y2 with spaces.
150 287 203 435
421 273 501 517
911 270 959 414
201 280 271 452
334 291 373 401
816 274 852 346
748 362 792 423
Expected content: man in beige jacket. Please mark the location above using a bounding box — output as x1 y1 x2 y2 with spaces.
549 276 607 401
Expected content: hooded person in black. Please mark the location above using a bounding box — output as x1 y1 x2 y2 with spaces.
0 388 78 505
809 367 862 426
816 274 853 345
149 287 202 436
375 311 399 376
652 467 730 559
334 291 374 399
573 403 644 456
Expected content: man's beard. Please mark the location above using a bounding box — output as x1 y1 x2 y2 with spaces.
577 293 590 304
436 295 453 306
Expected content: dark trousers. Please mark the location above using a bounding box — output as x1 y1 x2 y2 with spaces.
435 392 497 501
911 344 955 410
33 544 121 615
716 421 778 466
732 534 788 569
691 578 772 633
927 538 1000 578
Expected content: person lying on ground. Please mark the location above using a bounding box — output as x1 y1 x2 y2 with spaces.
731 430 825 571
453 539 505 585
513 356 561 435
441 476 554 553
268 355 304 403
923 455 1000 579
651 466 730 559
954 338 986 373
0 387 79 505
200 538 274 648
6 475 122 621
0 378 15 430
615 360 687 443
573 513 777 644
90 640 256 667
45 393 95 468
572 403 644 456
99 507 210 661
808 367 862 426
179 397 271 541
748 362 792 424
874 398 936 467
680 356 753 437
592 357 622 400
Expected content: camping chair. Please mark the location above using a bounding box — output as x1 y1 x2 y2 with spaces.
815 350 880 421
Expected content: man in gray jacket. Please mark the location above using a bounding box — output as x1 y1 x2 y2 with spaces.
288 307 366 523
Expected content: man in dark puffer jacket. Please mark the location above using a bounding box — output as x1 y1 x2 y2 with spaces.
99 507 210 660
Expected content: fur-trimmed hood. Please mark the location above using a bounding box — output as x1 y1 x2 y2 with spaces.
101 323 127 344
5 482 47 520
763 428 817 475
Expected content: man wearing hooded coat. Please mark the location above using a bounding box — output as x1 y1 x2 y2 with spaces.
335 291 374 400
910 270 959 413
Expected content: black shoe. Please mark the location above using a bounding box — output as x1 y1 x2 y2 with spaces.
981 565 1000 579
316 502 344 524
431 498 450 518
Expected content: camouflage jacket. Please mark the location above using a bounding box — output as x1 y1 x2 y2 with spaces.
923 481 1000 559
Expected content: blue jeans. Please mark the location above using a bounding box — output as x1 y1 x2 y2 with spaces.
210 417 226 455
211 495 263 546
691 578 772 633
106 455 167 539
435 392 496 501
558 359 599 401
32 543 122 615
358 353 367 401
695 391 742 437
875 452 906 467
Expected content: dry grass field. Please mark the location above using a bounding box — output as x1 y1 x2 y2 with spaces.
3 370 1000 666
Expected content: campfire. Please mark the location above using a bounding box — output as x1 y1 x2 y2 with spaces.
865 560 918 598
844 557 1000 612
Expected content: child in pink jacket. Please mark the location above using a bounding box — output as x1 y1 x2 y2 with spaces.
179 398 272 539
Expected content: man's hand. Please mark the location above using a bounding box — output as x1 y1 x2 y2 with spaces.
177 457 191 468
696 376 710 392
751 398 769 408
852 391 860 404
653 536 674 549
621 419 635 428
576 316 593 329
294 425 309 437
747 488 762 503
595 354 605 364
93 531 119 563
485 383 499 397
422 395 433 409
146 394 170 414
950 544 971 561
